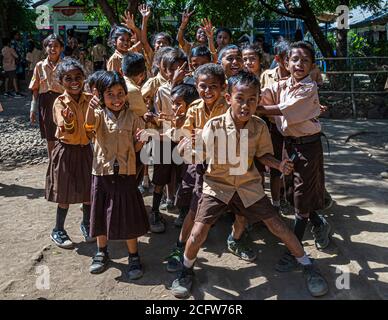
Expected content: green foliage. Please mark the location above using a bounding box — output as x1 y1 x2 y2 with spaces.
348 30 370 56
0 0 38 34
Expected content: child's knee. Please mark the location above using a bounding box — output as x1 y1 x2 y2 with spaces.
189 224 209 246
265 216 289 236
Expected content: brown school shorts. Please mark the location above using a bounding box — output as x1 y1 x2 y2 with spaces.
195 192 278 226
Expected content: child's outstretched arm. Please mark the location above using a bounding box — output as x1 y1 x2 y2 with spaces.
121 10 142 50
257 154 293 175
201 18 217 62
139 4 154 62
177 9 195 54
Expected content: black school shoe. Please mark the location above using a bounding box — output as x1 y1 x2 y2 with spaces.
80 223 96 243
171 266 194 299
303 263 329 297
90 251 110 274
50 230 74 249
128 256 143 280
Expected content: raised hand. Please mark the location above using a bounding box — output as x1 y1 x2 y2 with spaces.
138 4 151 19
200 18 214 39
180 9 195 29
121 10 136 31
172 61 188 86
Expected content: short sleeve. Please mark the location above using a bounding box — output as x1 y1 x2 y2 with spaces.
29 63 41 91
254 121 274 158
52 98 65 127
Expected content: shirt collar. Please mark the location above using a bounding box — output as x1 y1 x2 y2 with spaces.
63 91 87 105
224 108 253 136
286 75 313 89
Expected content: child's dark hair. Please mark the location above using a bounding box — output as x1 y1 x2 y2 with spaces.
108 25 132 48
216 28 232 40
151 46 174 76
171 84 199 106
193 63 225 86
56 57 85 83
217 44 240 63
43 33 64 48
241 44 262 60
151 32 173 48
288 41 315 63
95 71 128 101
227 71 260 94
2 38 10 46
274 40 290 56
161 48 187 70
86 70 105 90
95 36 103 45
191 46 211 61
122 52 146 77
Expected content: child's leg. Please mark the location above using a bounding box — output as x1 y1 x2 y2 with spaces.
184 222 212 263
97 235 107 250
126 238 143 280
51 203 73 248
264 215 304 258
126 238 138 254
90 235 109 274
150 184 166 233
264 215 328 297
227 215 256 262
54 203 69 231
13 76 19 93
231 214 246 240
270 175 281 206
80 202 94 242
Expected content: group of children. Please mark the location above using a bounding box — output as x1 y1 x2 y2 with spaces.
28 4 332 298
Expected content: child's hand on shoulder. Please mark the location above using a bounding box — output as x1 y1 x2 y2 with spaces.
279 159 294 175
61 106 74 123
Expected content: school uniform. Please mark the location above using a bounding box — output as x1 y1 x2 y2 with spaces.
91 44 107 71
261 75 325 214
106 50 124 73
29 57 64 141
176 98 229 213
259 66 289 178
195 108 278 225
45 92 93 204
124 76 148 185
89 105 149 240
141 72 168 113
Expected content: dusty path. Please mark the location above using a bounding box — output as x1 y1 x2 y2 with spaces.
0 117 388 300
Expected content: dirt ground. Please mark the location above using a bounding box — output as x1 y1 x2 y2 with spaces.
0 119 388 300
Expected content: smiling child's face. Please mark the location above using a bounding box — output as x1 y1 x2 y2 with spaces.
226 83 258 124
103 84 127 112
221 49 243 78
46 40 63 61
287 48 313 81
196 74 224 108
62 69 84 97
116 33 131 53
242 49 260 75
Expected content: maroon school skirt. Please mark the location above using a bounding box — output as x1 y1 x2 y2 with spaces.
38 91 61 141
175 163 195 209
90 175 149 240
45 141 93 204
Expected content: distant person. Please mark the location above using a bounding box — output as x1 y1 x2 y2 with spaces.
1 37 23 97
91 36 107 71
26 41 43 81
11 31 26 83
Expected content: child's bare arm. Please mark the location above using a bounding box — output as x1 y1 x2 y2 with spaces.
256 104 282 115
139 4 154 61
85 92 100 129
201 18 217 62
177 9 194 53
30 89 39 124
257 153 293 175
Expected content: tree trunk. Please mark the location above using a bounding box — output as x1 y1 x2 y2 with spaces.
336 0 349 57
0 0 10 38
96 0 118 25
299 0 334 57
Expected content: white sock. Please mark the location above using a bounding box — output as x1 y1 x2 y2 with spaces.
183 254 195 269
272 200 280 207
296 254 312 266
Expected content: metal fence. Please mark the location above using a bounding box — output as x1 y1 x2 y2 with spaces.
317 57 388 118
